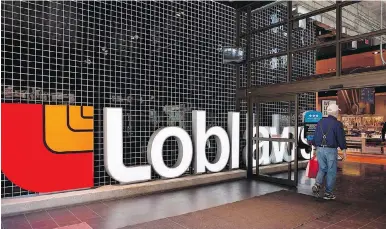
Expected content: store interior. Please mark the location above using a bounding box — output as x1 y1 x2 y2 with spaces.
311 34 386 160
317 87 386 158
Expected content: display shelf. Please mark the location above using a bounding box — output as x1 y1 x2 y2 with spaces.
341 115 384 136
343 135 384 155
346 136 362 153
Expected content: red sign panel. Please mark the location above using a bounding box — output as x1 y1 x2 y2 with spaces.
1 103 94 193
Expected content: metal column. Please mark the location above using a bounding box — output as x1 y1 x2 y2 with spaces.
246 6 253 178
287 1 293 83
235 10 241 112
336 2 342 76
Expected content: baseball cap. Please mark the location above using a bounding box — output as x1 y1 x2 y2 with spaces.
327 103 341 113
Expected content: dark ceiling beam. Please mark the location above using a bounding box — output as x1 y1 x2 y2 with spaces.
217 1 274 11
237 70 386 98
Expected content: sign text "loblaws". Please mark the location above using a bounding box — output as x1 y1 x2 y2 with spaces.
104 108 240 184
103 108 313 184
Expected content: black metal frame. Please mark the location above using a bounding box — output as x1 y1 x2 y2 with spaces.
236 1 386 186
237 1 386 73
249 94 299 187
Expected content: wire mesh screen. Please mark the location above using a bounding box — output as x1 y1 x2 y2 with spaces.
1 1 318 199
1 1 236 198
239 3 317 86
237 3 316 168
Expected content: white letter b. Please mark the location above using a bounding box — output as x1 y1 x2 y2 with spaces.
192 111 230 174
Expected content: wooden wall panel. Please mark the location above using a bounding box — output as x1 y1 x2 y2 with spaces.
316 51 384 74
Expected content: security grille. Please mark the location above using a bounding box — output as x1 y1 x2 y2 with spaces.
1 1 316 198
1 1 235 198
237 4 316 168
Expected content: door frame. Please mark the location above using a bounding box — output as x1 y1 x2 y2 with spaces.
247 94 299 187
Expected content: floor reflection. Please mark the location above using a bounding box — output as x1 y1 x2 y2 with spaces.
345 154 386 165
298 162 386 205
265 161 386 205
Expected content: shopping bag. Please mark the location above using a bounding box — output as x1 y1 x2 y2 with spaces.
306 156 319 178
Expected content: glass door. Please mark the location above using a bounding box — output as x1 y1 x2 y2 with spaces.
247 95 299 187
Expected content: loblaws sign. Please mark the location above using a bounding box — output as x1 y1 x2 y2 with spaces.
2 104 312 193
104 108 240 183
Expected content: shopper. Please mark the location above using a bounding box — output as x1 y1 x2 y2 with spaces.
311 104 347 200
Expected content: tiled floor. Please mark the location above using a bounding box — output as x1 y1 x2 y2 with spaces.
2 161 386 229
122 190 348 229
294 161 386 229
296 205 386 229
1 180 285 229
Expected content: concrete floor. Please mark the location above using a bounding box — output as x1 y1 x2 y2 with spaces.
2 161 386 229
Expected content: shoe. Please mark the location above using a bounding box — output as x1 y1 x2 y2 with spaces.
312 184 321 197
323 193 336 200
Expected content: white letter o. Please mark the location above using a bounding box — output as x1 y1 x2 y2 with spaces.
147 127 193 179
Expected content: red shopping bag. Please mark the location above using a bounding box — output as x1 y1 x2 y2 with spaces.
306 156 319 178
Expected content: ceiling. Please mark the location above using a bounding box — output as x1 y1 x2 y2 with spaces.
361 0 386 23
217 1 274 10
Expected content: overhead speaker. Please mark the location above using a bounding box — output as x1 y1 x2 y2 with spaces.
347 40 357 50
293 18 307 30
292 7 306 30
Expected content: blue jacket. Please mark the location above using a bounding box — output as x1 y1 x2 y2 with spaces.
311 115 347 150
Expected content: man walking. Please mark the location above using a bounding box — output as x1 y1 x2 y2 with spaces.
311 103 347 200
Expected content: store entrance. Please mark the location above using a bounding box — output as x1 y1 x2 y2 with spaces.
247 94 299 187
246 84 386 188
